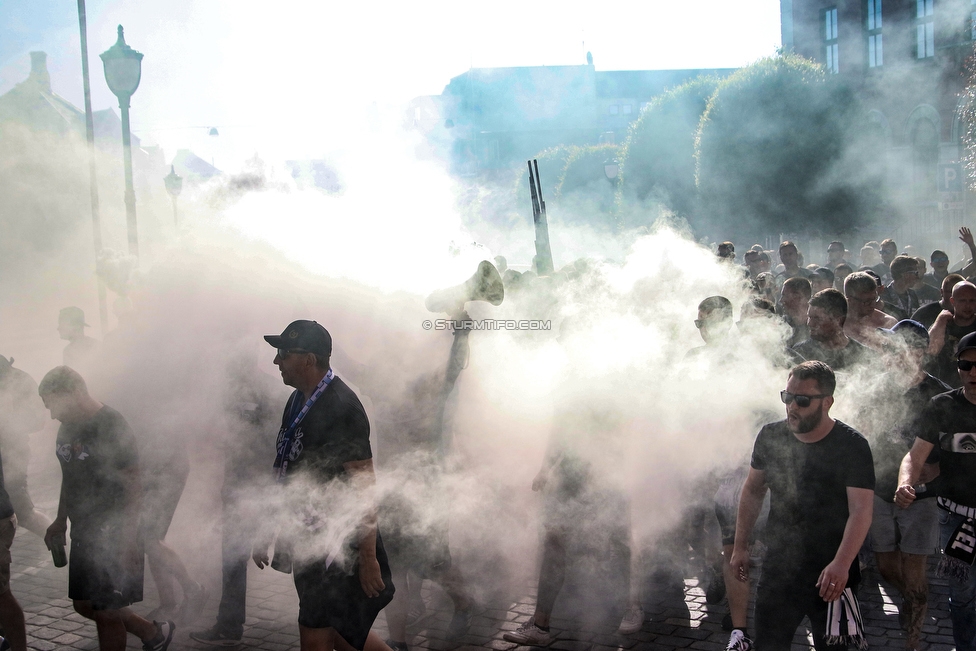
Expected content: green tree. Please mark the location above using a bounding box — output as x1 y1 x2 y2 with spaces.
695 55 883 239
616 75 719 221
554 143 620 227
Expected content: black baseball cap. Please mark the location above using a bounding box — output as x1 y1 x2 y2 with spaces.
879 319 929 350
264 320 332 357
958 331 976 357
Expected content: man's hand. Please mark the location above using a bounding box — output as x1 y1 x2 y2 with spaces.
816 559 850 602
252 545 270 570
894 484 917 509
44 518 67 551
936 310 954 325
358 556 385 598
961 227 975 250
729 545 750 583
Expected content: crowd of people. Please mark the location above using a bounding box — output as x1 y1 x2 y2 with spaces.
3 231 976 651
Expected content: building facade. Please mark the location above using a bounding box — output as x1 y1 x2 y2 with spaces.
783 0 976 252
409 61 733 175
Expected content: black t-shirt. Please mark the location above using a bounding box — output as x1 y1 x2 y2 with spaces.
934 320 976 388
915 283 941 306
55 405 139 538
751 420 875 574
871 374 951 502
791 337 872 370
881 285 920 318
276 376 371 484
914 388 976 507
911 302 946 329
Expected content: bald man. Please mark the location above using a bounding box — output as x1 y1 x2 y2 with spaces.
929 281 976 387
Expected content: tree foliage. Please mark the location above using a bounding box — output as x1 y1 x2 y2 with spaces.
616 75 719 219
695 55 883 239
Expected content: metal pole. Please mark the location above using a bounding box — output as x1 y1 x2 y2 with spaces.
77 0 109 335
172 195 178 226
119 96 139 257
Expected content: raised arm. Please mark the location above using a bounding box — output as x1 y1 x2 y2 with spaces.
958 227 976 279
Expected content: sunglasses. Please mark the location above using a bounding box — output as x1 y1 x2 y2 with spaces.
277 348 309 358
780 391 829 408
933 258 949 264
958 360 976 372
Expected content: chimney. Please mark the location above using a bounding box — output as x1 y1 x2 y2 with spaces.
29 51 51 92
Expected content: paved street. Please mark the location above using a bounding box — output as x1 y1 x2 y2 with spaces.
7 442 961 651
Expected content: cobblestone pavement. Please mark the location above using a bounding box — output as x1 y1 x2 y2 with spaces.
8 445 960 650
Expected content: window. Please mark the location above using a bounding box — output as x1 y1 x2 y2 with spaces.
622 104 632 115
824 8 839 73
971 0 976 41
867 0 882 67
917 0 934 58
609 105 619 115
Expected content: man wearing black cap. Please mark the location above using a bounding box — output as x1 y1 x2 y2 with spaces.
58 307 99 371
867 321 949 650
253 320 394 651
898 330 976 651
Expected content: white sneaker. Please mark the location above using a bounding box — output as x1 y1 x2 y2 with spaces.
725 629 753 651
502 621 553 646
617 606 644 634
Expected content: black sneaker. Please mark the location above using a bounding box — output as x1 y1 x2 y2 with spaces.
143 620 176 651
386 639 409 651
190 625 242 647
446 608 473 640
705 569 726 605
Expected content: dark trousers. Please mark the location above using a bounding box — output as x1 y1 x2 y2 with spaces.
755 567 858 651
215 506 252 636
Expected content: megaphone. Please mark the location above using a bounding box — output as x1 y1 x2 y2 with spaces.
425 260 505 314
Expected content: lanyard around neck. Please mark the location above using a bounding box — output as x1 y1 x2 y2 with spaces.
274 369 334 481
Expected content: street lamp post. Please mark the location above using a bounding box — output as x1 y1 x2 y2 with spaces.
100 25 143 258
163 165 183 226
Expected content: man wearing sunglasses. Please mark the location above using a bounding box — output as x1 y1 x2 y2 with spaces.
866 321 949 650
253 320 395 651
730 361 875 651
898 331 976 651
686 296 734 358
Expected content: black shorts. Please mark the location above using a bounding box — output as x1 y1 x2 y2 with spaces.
381 494 452 577
68 535 144 611
755 560 860 651
293 533 395 650
139 463 189 541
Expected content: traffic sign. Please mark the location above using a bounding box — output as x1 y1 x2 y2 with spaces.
939 163 963 192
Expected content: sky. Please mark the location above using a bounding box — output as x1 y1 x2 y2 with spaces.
0 0 782 170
